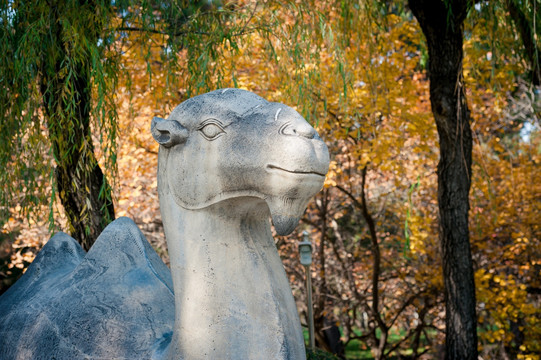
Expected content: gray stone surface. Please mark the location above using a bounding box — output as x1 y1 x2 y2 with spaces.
0 217 175 359
0 88 329 360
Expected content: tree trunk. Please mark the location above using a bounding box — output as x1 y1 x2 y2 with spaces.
505 0 541 85
408 1 478 359
40 3 115 251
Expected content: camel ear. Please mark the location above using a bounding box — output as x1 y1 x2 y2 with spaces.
151 117 189 148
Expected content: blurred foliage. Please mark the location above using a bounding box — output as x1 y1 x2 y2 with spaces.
307 347 342 360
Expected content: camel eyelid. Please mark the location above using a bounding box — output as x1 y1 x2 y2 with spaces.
197 119 226 140
197 118 226 130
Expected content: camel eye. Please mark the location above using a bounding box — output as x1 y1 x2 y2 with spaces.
198 121 225 140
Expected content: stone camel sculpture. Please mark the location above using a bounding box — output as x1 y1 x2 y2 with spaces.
0 88 330 359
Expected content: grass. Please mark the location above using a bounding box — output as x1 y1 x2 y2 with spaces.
303 326 435 359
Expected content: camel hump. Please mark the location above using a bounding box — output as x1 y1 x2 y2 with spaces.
83 216 173 293
0 217 175 360
0 232 85 312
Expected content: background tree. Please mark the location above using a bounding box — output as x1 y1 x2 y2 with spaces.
1 0 118 250
407 1 478 359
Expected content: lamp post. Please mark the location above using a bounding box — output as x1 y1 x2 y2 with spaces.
298 230 315 350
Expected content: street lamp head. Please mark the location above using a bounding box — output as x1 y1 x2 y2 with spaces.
298 230 313 266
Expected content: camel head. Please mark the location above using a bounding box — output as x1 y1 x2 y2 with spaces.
151 88 330 235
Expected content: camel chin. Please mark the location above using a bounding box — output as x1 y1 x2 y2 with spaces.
264 169 327 235
264 182 323 236
271 213 302 236
266 199 305 236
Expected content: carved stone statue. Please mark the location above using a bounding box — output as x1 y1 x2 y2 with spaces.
0 89 330 360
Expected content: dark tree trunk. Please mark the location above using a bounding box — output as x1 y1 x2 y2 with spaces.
408 1 478 359
505 0 541 85
40 3 115 251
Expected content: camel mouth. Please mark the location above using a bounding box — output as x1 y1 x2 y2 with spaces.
266 164 326 177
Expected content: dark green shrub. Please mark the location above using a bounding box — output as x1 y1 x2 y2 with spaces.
306 347 341 360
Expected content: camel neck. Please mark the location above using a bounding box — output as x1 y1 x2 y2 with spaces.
159 196 305 360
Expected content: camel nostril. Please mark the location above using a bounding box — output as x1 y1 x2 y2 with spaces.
297 126 316 139
280 122 316 139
